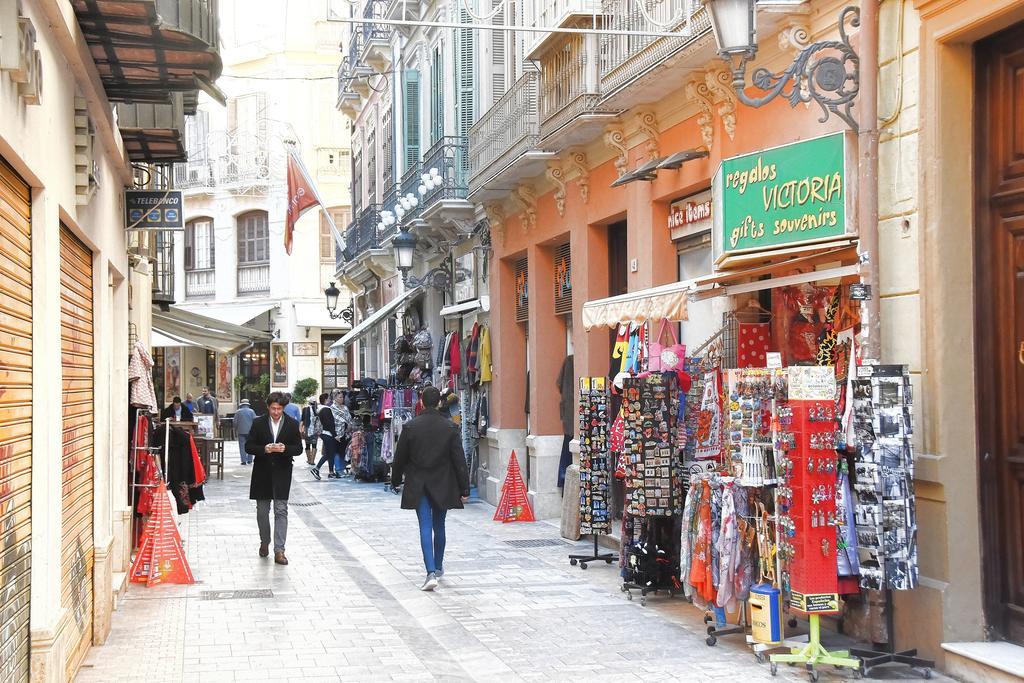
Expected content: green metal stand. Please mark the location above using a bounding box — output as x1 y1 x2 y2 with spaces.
769 614 861 681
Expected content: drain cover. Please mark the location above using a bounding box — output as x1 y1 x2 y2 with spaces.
290 501 322 507
200 589 274 601
503 539 570 549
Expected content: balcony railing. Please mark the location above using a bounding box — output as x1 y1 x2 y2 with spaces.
237 263 270 295
173 159 215 190
399 162 422 223
361 0 391 43
380 182 399 240
539 34 612 140
421 136 468 208
185 268 216 298
600 0 710 97
469 70 541 189
173 131 279 192
342 205 383 263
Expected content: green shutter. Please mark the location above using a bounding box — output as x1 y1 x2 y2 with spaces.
431 47 443 144
455 9 475 138
403 69 421 170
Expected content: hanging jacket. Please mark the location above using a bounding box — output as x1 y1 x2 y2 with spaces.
479 326 492 383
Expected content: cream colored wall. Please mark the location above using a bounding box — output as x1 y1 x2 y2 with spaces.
0 1 134 678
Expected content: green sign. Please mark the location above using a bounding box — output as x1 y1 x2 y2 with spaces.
713 132 854 263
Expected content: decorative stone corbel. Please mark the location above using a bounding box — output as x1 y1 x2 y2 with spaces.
484 202 507 246
685 71 715 151
634 110 660 160
515 183 537 233
706 68 738 141
569 149 589 204
777 18 811 57
546 161 567 217
603 124 629 177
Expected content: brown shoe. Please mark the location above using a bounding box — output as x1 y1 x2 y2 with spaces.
259 542 269 557
274 551 288 565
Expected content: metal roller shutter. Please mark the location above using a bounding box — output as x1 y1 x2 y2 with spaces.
0 157 32 683
59 225 93 680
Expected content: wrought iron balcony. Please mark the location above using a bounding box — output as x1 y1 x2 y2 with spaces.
599 0 712 106
173 129 280 193
420 136 470 221
360 0 393 73
173 158 215 190
237 263 270 296
348 32 373 99
399 162 423 224
342 205 383 263
537 33 619 149
468 70 554 200
380 183 399 240
337 58 361 116
185 268 216 299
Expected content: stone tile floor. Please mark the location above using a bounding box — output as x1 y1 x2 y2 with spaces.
78 445 950 682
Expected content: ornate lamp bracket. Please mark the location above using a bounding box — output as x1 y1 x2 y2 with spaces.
725 6 861 133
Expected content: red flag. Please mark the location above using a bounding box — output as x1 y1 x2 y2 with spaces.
285 153 320 255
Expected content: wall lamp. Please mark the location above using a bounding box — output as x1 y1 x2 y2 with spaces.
703 0 861 132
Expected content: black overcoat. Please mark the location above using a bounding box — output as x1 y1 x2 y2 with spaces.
391 408 470 510
247 414 304 500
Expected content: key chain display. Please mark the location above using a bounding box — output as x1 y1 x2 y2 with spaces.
578 377 611 535
621 374 680 518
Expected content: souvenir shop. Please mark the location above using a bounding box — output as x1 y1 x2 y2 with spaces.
574 134 931 678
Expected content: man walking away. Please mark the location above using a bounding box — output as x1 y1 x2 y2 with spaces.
283 393 301 422
196 386 218 415
247 392 303 565
391 386 470 591
301 397 319 464
310 393 337 480
234 399 256 465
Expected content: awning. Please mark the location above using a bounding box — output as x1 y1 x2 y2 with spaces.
152 306 271 354
294 302 352 330
152 330 196 347
174 301 278 326
694 243 860 299
329 286 423 351
582 280 695 330
439 300 481 318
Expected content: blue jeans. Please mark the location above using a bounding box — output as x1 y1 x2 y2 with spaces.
238 434 251 464
316 434 337 473
415 494 447 574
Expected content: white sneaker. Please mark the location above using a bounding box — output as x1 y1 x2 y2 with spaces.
420 572 438 591
436 568 444 578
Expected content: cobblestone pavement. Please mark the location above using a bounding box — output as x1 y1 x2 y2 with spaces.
79 445 948 682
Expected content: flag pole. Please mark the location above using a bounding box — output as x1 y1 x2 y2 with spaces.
285 141 347 252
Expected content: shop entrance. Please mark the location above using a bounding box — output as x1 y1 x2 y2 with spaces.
975 23 1024 646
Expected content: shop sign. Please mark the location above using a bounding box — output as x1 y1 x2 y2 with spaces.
790 591 840 614
124 190 184 230
669 189 712 241
713 132 855 264
788 366 836 401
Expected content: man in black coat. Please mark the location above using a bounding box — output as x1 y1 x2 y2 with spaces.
391 386 470 591
160 396 194 423
246 392 304 565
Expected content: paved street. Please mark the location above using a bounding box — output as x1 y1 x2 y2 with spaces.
78 444 941 682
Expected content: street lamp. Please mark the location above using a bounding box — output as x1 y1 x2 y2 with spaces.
323 281 353 323
391 226 452 292
703 0 861 132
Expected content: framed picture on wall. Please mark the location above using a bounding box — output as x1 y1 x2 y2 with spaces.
271 342 288 387
292 342 319 357
215 353 233 402
453 252 476 303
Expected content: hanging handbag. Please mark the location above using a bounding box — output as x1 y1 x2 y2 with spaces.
657 321 687 372
649 320 672 372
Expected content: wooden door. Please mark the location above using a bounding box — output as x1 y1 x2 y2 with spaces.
0 157 32 683
976 24 1024 646
59 225 94 678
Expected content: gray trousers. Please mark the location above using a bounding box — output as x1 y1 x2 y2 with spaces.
256 499 288 553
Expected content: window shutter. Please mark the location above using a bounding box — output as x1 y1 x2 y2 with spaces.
514 256 529 323
553 242 572 316
382 107 394 185
491 0 506 104
185 223 195 270
456 9 475 137
431 47 444 144
403 69 421 170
